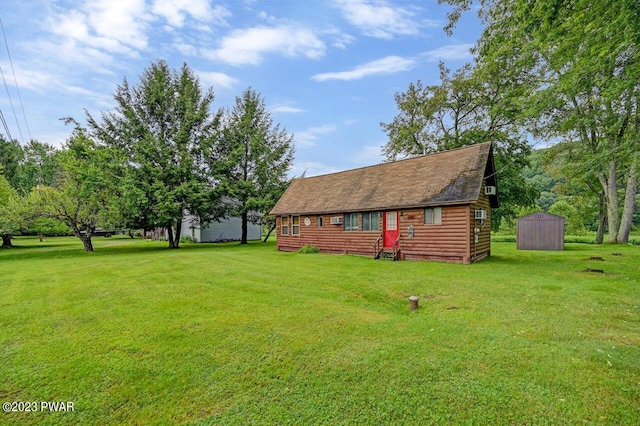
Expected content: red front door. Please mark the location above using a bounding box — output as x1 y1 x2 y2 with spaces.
383 211 399 247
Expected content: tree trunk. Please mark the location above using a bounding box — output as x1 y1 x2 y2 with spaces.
263 221 276 243
596 195 606 245
175 220 182 247
81 236 94 252
167 224 179 248
1 233 12 247
71 225 94 252
241 211 248 244
600 161 619 243
617 154 638 243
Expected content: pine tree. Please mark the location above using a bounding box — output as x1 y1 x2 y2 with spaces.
214 88 294 244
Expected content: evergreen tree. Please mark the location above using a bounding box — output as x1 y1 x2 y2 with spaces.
88 60 223 248
215 88 294 244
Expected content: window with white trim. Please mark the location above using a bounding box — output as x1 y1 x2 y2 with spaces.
344 213 358 231
424 207 442 225
292 215 300 235
281 216 289 235
362 211 380 231
317 216 323 227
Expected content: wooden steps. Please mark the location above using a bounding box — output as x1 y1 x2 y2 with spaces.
376 247 398 261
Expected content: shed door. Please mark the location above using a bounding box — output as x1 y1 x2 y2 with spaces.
383 211 399 247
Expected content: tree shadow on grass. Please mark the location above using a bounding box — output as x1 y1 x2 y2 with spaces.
2 243 65 250
485 243 599 268
0 238 275 262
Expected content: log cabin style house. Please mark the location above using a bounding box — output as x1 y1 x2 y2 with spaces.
270 142 499 263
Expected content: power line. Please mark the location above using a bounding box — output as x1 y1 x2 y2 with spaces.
0 107 13 140
0 18 30 141
0 18 25 143
0 63 23 143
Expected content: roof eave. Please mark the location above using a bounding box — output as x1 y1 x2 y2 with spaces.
271 199 480 216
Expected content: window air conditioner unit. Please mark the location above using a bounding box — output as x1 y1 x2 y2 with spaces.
485 186 496 195
475 209 487 220
330 216 343 225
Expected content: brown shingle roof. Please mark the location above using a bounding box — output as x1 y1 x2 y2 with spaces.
271 142 496 215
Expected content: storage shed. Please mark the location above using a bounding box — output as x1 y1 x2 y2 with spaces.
517 212 564 250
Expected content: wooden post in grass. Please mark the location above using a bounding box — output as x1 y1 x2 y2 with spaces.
409 296 419 311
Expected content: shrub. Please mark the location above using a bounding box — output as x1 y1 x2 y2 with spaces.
180 235 198 244
564 235 596 244
492 235 516 243
298 245 319 253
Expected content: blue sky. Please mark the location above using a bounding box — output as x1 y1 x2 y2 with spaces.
0 0 482 177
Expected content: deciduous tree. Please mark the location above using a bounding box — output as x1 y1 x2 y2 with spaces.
0 136 22 188
441 0 640 242
28 123 115 252
13 140 60 195
0 172 20 247
381 63 537 228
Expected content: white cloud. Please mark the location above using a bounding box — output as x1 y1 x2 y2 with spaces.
49 10 90 41
64 85 101 97
0 62 57 92
38 130 73 148
353 145 384 165
45 0 150 57
197 71 238 90
332 33 356 49
85 0 149 50
203 25 326 66
152 0 231 27
323 28 356 49
271 105 306 114
312 55 416 82
294 125 337 147
422 44 474 61
257 10 278 22
333 0 433 39
174 43 198 56
290 161 341 178
63 85 115 109
31 37 121 70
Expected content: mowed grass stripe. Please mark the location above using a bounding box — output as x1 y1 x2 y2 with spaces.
0 237 638 424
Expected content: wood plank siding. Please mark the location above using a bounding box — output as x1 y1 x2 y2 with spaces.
276 214 381 256
468 180 493 262
398 206 471 262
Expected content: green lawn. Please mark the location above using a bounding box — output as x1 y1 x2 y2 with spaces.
1 236 639 425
